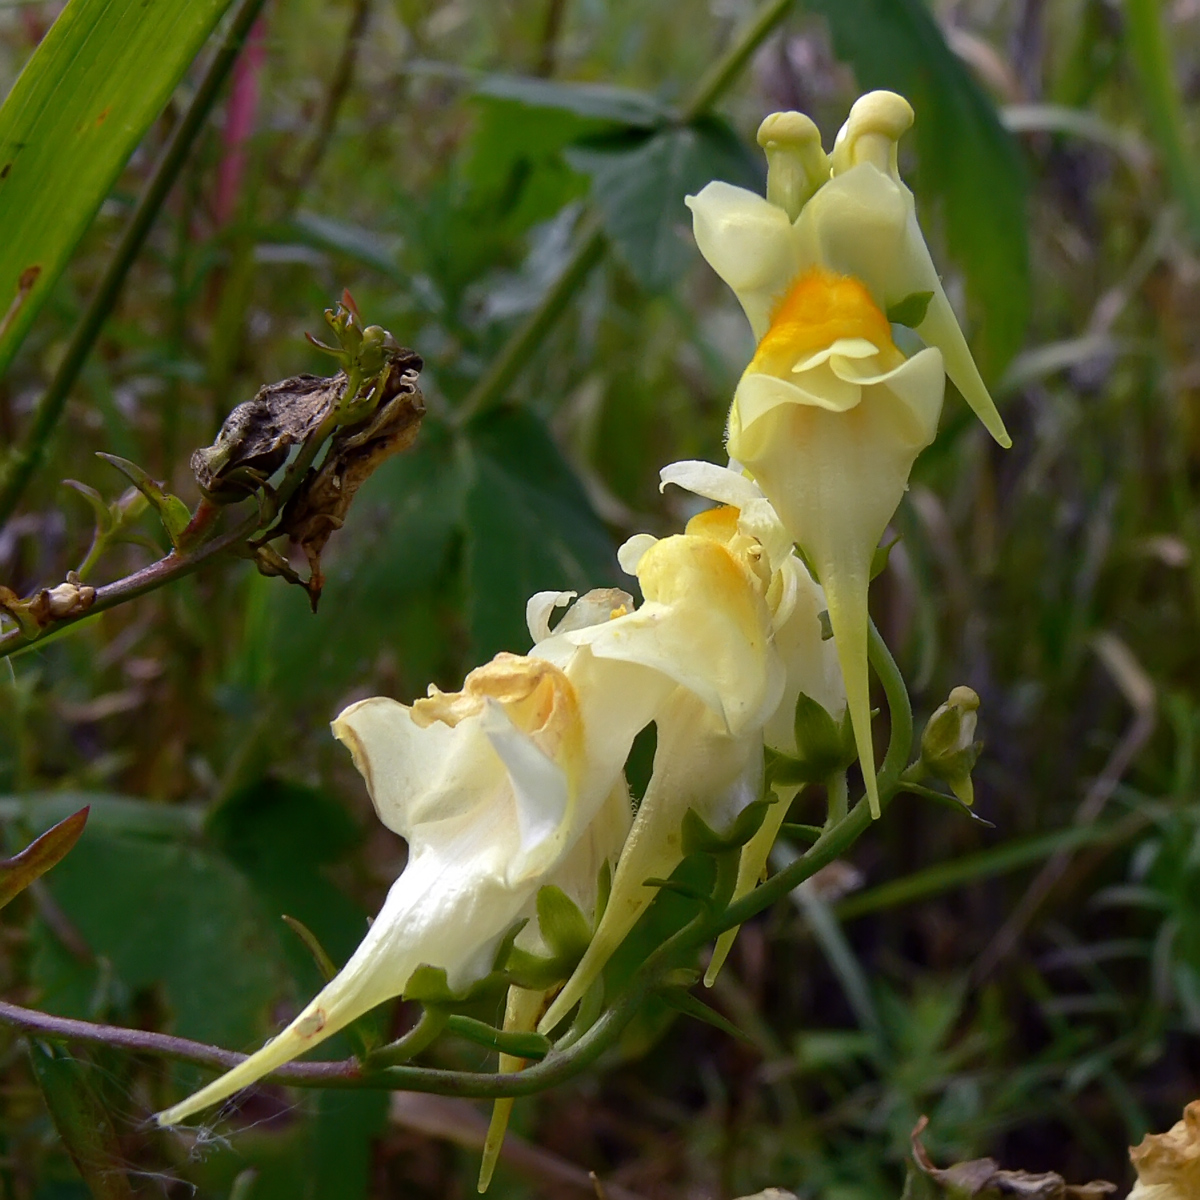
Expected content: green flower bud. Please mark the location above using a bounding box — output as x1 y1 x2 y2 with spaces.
920 685 982 806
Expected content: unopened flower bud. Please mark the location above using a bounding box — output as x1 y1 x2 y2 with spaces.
920 685 981 806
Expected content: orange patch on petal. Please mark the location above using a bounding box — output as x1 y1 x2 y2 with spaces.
685 505 741 543
752 266 895 373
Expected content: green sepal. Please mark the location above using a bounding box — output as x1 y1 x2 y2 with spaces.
656 986 752 1044
886 290 934 329
402 962 507 1007
446 1014 550 1061
536 885 592 962
680 799 771 857
899 780 995 827
794 691 847 776
96 453 191 548
62 480 113 537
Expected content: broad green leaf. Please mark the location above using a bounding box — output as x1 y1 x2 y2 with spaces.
0 805 87 910
807 0 1030 373
567 119 762 292
474 74 668 128
206 779 368 983
27 1042 134 1200
0 0 236 376
261 422 466 699
462 407 615 661
27 796 290 1047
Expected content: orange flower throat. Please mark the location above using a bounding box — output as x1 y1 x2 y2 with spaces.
751 266 895 374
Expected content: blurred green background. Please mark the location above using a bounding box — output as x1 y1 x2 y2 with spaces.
2 0 1199 1195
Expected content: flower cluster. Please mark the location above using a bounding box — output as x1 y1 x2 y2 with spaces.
156 91 1006 1164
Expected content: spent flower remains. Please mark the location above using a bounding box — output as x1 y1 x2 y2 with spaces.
156 91 1008 1177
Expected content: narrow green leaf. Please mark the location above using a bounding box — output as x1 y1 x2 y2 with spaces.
566 118 761 292
836 821 1129 922
27 1041 135 1200
0 806 88 910
0 0 236 375
807 0 1030 373
657 986 752 1044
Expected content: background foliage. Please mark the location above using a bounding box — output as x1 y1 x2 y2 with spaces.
1 0 1198 1195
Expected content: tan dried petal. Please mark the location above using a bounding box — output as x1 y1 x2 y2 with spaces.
1130 1101 1200 1198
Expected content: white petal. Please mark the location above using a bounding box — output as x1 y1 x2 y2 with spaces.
479 698 571 883
791 337 881 375
332 697 499 836
659 458 764 509
617 532 658 576
734 369 863 440
526 591 576 643
686 181 801 340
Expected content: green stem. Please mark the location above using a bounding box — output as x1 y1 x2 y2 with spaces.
1124 0 1200 241
451 0 795 427
678 0 793 123
0 0 270 528
366 1008 448 1067
451 214 606 427
825 770 848 826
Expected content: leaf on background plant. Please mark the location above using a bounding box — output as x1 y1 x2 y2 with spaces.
24 795 291 1048
26 1041 135 1200
0 806 88 910
566 118 762 292
207 779 368 985
262 421 466 699
474 74 668 128
0 0 236 376
807 0 1030 375
463 407 615 662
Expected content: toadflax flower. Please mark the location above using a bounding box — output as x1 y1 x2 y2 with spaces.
686 92 1010 816
536 514 784 1033
654 461 846 986
156 649 660 1127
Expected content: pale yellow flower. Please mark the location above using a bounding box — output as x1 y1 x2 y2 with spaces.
686 91 1008 815
537 516 782 1033
156 650 649 1127
654 461 845 985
